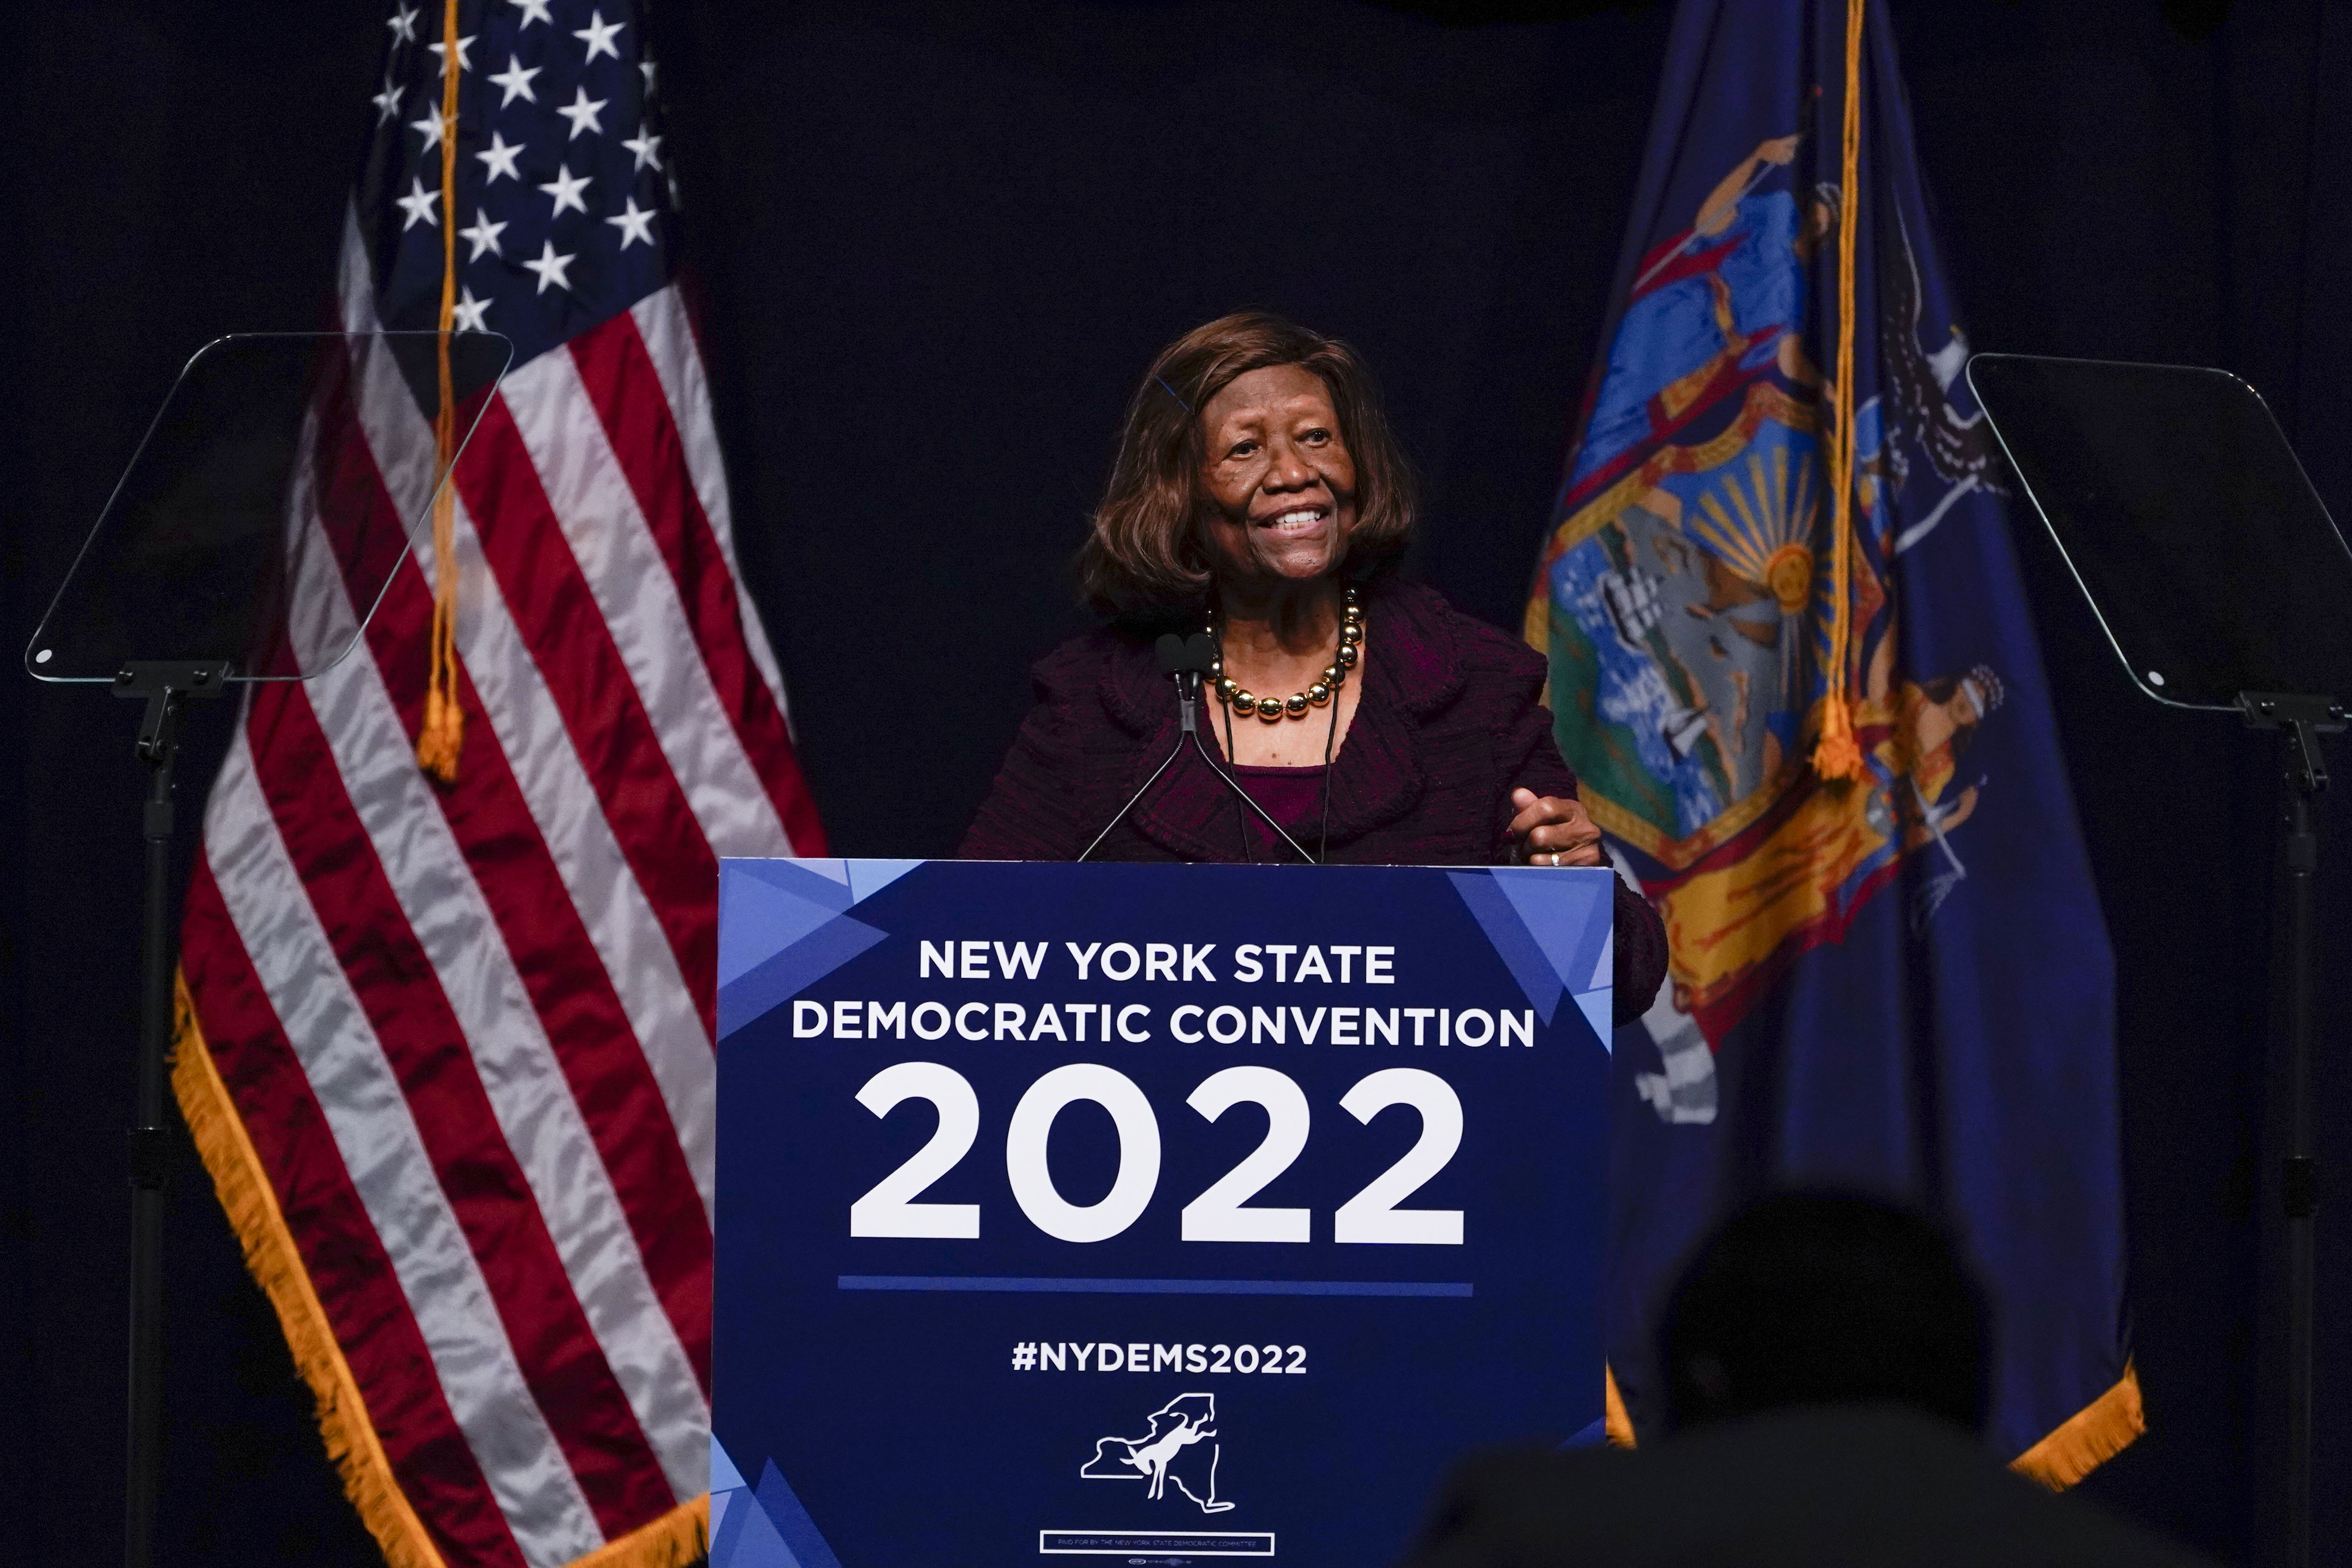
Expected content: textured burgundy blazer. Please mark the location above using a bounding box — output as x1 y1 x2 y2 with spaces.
960 582 1669 1024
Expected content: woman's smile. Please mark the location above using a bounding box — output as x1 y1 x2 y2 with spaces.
1198 363 1360 584
1255 503 1332 535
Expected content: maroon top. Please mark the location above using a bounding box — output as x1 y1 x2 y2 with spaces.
1229 763 1329 858
959 581 1670 1024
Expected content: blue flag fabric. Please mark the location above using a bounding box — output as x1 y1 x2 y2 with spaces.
1527 0 2132 1475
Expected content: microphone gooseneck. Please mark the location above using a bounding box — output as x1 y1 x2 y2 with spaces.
1076 633 1319 864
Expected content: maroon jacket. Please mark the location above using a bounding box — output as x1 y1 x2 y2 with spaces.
960 582 1669 1024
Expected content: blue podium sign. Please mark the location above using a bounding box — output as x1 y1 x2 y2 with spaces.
710 860 1613 1568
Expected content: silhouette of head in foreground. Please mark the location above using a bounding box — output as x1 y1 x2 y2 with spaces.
1399 1191 2218 1568
1662 1191 1989 1434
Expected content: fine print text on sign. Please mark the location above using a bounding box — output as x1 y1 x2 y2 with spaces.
710 860 1614 1568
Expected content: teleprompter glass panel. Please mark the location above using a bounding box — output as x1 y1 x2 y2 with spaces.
1967 353 2352 711
25 330 512 683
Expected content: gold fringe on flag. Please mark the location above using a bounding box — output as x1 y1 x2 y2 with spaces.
1810 0 1868 783
175 971 718 1568
2011 1361 2147 1490
172 973 447 1568
569 1497 712 1568
1604 1365 1635 1447
1594 1355 2139 1489
415 0 467 783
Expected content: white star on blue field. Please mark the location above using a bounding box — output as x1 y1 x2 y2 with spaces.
361 0 676 368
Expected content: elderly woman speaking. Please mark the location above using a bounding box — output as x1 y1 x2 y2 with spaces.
962 311 1667 1022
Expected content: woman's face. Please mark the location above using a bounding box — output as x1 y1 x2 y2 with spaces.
1195 364 1359 587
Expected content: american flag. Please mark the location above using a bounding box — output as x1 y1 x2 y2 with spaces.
173 4 823 1566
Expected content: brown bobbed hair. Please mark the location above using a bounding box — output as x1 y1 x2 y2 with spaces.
1077 311 1418 624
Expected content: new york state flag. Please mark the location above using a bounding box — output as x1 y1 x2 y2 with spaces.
1527 0 2134 1481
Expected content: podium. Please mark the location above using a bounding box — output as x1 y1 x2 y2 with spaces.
710 859 1616 1567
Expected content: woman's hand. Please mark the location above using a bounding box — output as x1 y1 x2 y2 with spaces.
1508 788 1606 868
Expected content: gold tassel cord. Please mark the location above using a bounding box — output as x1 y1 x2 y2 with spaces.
1810 0 1868 783
415 0 466 783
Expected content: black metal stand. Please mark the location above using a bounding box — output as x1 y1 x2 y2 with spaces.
110 659 228 1568
2239 691 2343 1568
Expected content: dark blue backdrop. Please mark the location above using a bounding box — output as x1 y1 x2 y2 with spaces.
8 4 2352 1565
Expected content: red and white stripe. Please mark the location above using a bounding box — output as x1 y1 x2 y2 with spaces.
178 208 821 1568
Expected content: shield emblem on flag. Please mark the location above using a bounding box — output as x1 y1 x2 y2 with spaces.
1533 140 2007 1050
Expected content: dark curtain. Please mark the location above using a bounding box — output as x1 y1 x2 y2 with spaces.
6 3 2347 1563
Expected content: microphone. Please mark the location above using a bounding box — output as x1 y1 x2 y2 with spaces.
1077 632 1318 864
1163 631 1212 733
1074 635 1211 862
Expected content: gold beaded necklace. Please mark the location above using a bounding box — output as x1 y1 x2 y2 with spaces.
1209 585 1363 722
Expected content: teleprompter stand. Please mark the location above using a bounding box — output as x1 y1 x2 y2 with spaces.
1971 355 2352 1568
23 330 510 1568
112 660 228 1567
2239 689 2345 1568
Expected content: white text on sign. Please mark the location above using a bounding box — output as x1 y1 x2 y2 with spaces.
847 1064 1464 1246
